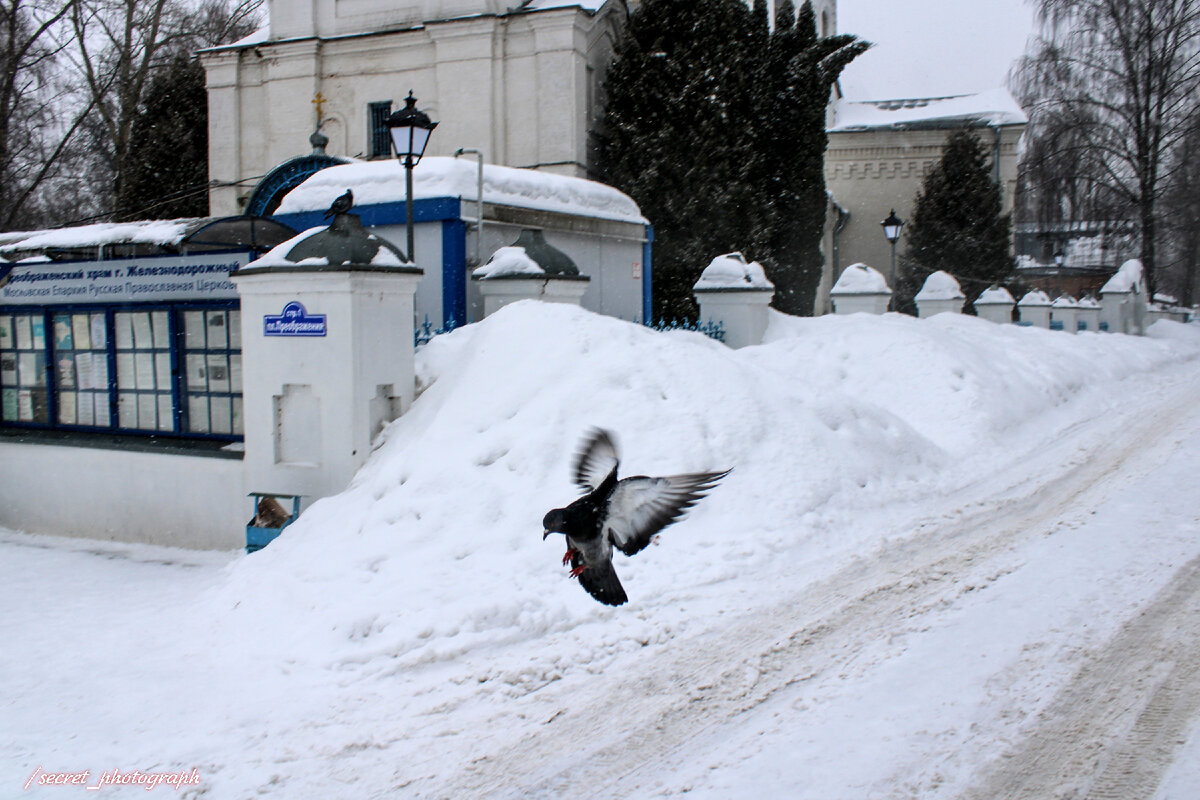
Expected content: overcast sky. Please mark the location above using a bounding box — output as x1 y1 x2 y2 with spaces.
835 0 1039 100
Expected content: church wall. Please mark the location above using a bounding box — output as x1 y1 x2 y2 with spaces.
202 5 624 216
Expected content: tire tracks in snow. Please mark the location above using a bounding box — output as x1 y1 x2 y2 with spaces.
425 366 1200 800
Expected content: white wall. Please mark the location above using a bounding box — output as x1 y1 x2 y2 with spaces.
0 442 245 550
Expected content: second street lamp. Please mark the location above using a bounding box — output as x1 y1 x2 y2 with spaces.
385 91 439 263
880 208 904 300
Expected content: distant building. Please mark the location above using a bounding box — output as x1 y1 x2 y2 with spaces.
1013 220 1136 297
821 89 1027 311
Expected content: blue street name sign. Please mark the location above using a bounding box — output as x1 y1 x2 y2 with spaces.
264 301 327 337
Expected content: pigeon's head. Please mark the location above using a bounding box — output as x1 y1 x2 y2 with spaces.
542 508 566 540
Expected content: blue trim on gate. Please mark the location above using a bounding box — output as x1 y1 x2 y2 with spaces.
643 225 655 322
246 155 351 217
442 219 467 329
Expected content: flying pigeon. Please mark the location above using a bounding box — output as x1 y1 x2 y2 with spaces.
324 188 353 218
542 428 730 606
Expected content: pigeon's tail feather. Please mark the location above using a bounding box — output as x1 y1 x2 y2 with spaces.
576 557 628 606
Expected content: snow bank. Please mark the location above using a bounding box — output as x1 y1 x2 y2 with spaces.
204 304 1200 681
275 157 647 224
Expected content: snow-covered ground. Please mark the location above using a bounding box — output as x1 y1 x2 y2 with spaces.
4 304 1200 799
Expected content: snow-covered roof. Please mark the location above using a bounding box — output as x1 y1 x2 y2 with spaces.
914 271 964 301
1018 290 1052 307
829 88 1028 132
830 263 890 295
975 285 1015 305
0 219 202 255
693 252 774 291
276 157 646 225
1101 259 1146 294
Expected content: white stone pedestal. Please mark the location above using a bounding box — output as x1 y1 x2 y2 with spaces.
693 287 775 349
474 275 590 317
233 264 423 503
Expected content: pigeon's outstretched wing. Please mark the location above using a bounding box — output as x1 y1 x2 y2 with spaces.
604 469 731 557
571 548 628 606
573 428 620 492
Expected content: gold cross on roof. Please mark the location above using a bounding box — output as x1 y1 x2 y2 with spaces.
312 92 327 124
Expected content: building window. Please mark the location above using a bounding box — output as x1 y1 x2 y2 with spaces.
183 308 242 435
0 311 49 424
0 303 242 439
369 101 393 158
53 310 112 427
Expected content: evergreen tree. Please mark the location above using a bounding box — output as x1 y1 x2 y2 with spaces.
751 1 867 315
600 0 759 320
115 56 209 221
901 129 1015 311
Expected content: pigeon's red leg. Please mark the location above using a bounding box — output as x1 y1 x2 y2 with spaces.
562 549 579 566
570 564 588 578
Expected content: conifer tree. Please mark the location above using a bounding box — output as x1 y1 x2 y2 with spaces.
901 129 1015 311
114 56 209 220
600 0 759 320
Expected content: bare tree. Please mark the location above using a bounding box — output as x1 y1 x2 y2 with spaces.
63 0 261 220
0 1 103 229
1015 0 1200 296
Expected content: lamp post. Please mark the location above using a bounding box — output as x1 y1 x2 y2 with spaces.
880 208 904 294
385 91 438 263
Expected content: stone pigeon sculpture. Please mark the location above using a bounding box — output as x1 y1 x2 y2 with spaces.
543 428 730 606
324 188 353 218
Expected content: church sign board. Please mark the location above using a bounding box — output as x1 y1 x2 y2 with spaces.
0 254 246 306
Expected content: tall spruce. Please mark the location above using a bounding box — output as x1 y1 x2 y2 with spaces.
600 0 758 320
752 1 867 314
901 129 1015 311
600 0 866 319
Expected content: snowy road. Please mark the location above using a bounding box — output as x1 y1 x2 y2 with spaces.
431 362 1200 800
4 312 1200 799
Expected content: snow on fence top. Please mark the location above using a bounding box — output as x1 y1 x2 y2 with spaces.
1019 289 1052 307
1052 295 1079 309
275 157 647 225
831 263 890 295
473 247 544 278
829 87 1028 132
1101 259 1147 294
975 285 1015 305
693 252 774 291
915 270 964 301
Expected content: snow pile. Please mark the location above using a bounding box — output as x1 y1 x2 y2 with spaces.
693 252 774 290
1102 258 1147 294
831 263 891 295
244 227 325 268
975 285 1014 305
1052 295 1079 309
205 304 1200 673
473 246 543 278
275 157 647 224
915 270 964 301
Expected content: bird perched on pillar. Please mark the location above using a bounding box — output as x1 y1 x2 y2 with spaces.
324 188 353 218
542 428 730 606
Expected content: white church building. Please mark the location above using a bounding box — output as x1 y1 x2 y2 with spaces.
199 0 1023 314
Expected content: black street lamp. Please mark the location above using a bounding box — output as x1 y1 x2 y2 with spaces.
385 91 439 262
880 208 904 294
